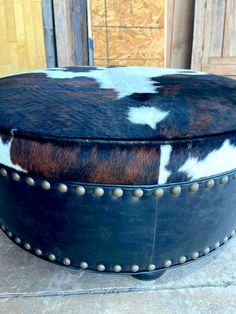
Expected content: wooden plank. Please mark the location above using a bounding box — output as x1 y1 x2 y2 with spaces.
53 0 89 67
42 0 56 67
209 57 236 65
223 0 236 57
87 0 94 65
3 0 17 42
32 0 46 69
191 0 207 70
202 64 236 76
22 0 36 68
167 0 195 69
0 0 10 65
165 0 174 67
209 0 226 57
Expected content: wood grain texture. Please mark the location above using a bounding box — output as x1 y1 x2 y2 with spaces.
53 0 89 66
91 0 165 66
191 0 236 76
42 0 56 67
0 0 46 77
106 0 165 27
166 0 195 68
108 28 164 60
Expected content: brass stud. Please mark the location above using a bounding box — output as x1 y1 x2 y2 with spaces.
113 265 122 272
219 176 228 185
7 231 12 237
153 188 164 198
132 188 144 198
147 264 156 271
164 260 172 268
0 224 6 231
171 185 181 195
48 254 56 261
192 252 199 260
223 236 229 243
97 264 105 272
112 188 123 198
76 186 86 196
80 261 88 269
179 256 187 264
41 180 51 190
63 258 71 266
15 237 21 244
131 265 139 272
58 183 68 193
12 172 20 182
94 187 104 197
214 242 220 249
204 247 210 255
189 183 199 192
24 243 31 250
35 249 42 256
205 179 214 189
231 230 236 237
0 168 7 177
26 177 35 186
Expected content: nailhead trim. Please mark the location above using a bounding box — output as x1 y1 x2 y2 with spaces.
0 224 235 273
147 264 156 271
24 243 31 250
63 258 71 266
131 265 139 272
26 177 35 186
164 260 172 268
0 167 235 199
48 254 56 261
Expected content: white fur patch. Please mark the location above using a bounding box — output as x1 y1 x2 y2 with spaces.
127 106 169 129
178 139 236 180
32 66 206 99
158 144 172 184
0 136 27 172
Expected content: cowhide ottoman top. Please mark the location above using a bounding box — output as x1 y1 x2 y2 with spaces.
0 66 236 280
0 66 236 185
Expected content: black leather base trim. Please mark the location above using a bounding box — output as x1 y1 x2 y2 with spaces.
0 164 235 274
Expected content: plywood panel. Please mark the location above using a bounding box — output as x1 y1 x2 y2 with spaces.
108 28 164 60
106 0 165 27
91 0 165 66
0 0 46 77
91 0 105 26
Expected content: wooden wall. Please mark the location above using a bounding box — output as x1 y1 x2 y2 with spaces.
0 0 46 77
191 0 236 79
91 0 165 67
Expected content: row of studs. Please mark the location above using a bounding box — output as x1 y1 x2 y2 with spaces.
0 167 235 198
1 223 235 272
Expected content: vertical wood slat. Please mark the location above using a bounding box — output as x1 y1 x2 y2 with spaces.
191 0 206 70
42 0 57 67
0 0 10 64
166 0 195 69
53 0 89 67
223 0 236 57
0 0 46 77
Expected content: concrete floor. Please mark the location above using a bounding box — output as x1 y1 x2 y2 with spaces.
0 230 236 314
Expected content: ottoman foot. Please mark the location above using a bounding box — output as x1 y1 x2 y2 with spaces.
132 270 166 281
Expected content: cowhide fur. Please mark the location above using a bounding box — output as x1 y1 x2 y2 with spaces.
0 66 236 184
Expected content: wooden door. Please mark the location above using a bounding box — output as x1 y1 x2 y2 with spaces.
191 0 236 79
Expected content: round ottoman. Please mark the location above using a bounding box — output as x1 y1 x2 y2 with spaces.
0 66 236 281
